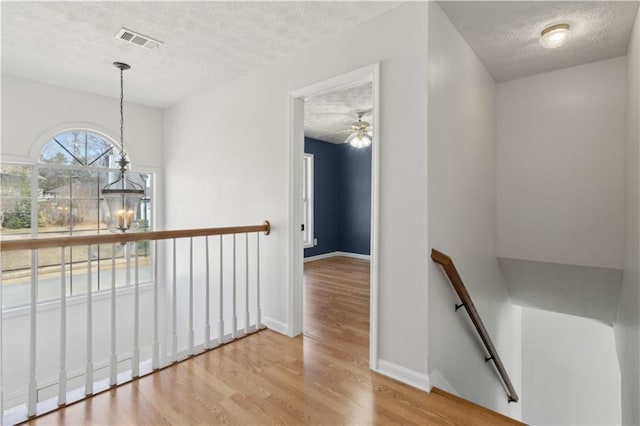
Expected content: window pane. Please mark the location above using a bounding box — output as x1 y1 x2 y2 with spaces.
38 169 106 233
68 169 100 232
136 173 152 230
40 138 81 166
1 165 33 234
53 132 86 165
0 164 32 197
2 247 32 307
38 168 71 234
85 133 114 167
37 247 69 303
1 197 32 234
2 246 31 280
39 131 116 168
97 243 125 290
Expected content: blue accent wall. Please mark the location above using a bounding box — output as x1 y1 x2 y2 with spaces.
304 137 371 258
337 143 372 255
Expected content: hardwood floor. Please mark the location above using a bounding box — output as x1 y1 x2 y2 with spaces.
30 256 522 425
303 256 370 359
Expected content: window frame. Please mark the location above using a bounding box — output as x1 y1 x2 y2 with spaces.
302 153 314 249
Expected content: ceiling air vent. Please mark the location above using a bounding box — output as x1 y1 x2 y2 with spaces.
115 28 163 50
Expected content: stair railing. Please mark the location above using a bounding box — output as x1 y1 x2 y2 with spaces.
431 248 519 403
1 221 270 424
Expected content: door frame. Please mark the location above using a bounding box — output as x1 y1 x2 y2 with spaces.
287 63 380 368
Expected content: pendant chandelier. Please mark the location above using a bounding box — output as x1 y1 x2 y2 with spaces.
344 112 372 148
101 62 145 233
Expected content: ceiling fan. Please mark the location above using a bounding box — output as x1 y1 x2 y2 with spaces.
344 111 372 148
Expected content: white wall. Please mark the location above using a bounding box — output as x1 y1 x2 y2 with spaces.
427 3 520 419
522 307 621 425
497 57 626 269
164 2 430 381
1 75 166 406
616 6 640 425
1 75 164 174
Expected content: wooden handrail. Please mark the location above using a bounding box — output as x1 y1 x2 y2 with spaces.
431 248 519 403
0 221 271 252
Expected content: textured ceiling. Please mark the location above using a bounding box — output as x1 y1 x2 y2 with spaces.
1 1 400 108
305 83 372 144
438 1 639 82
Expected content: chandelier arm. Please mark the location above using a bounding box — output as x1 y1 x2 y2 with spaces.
123 175 145 192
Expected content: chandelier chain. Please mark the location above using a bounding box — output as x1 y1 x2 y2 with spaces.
120 67 125 154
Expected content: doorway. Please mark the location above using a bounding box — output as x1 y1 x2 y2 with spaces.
288 64 380 368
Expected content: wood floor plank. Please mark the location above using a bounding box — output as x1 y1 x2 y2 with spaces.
29 256 522 425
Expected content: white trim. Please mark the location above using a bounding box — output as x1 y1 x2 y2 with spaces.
429 369 459 396
288 95 305 337
423 0 431 378
263 316 289 335
288 64 381 366
289 64 377 100
336 251 370 260
303 252 339 263
374 359 432 393
369 62 381 369
304 251 371 263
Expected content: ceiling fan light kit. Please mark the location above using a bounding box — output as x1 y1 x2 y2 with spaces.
345 111 372 148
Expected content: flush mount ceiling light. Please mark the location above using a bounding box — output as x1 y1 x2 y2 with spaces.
101 62 145 233
345 112 372 148
540 23 570 49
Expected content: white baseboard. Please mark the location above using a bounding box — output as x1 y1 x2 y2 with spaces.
336 251 371 260
263 316 289 335
429 369 459 396
304 252 339 263
304 251 371 263
374 359 431 393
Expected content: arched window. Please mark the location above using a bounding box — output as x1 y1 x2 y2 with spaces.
39 130 114 167
35 130 152 235
1 130 154 306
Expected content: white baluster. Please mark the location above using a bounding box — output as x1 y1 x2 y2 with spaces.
85 245 93 395
218 235 224 344
153 240 159 370
232 234 237 339
245 233 249 334
0 244 4 422
109 243 117 386
256 233 261 329
204 237 211 349
188 238 194 356
58 248 67 405
126 243 131 287
172 239 177 362
27 249 37 416
132 242 140 377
